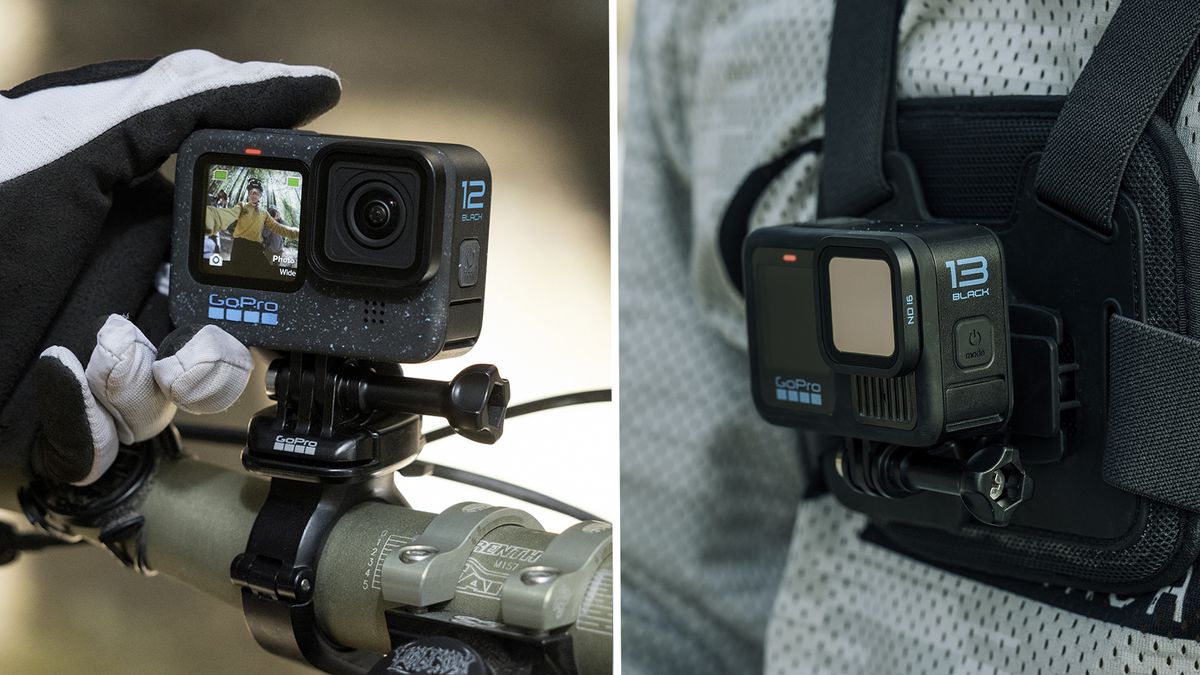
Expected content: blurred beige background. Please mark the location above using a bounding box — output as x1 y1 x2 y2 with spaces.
0 0 611 672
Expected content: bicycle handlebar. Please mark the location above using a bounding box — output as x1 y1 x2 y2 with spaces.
0 455 613 673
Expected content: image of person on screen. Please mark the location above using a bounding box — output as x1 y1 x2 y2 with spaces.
204 177 298 277
262 206 286 263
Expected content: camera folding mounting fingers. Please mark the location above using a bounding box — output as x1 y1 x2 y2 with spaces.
32 347 118 485
85 314 176 444
151 324 253 414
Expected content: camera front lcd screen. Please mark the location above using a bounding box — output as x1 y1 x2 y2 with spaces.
753 248 833 414
828 256 895 357
198 162 304 286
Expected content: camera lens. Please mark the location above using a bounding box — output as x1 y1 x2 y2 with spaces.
321 161 427 279
346 182 407 248
364 200 391 229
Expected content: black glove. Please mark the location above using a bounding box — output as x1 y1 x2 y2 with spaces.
0 49 341 482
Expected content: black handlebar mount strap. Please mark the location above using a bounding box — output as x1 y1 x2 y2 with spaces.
232 476 398 675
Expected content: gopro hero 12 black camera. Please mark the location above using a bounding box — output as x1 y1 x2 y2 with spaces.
744 219 1012 448
169 128 490 363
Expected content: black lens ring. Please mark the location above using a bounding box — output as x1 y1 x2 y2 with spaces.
344 181 407 249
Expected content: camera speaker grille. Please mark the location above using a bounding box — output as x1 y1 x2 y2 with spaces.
363 300 387 325
852 373 916 428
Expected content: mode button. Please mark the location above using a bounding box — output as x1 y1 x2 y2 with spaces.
458 239 481 288
954 316 994 369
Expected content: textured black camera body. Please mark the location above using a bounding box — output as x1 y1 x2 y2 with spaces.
169 128 491 363
745 219 1012 447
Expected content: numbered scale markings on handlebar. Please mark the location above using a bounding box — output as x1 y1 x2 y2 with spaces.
365 531 411 591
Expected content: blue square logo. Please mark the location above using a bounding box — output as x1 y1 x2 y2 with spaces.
811 393 823 406
244 310 261 324
261 312 278 325
226 309 243 322
208 306 224 320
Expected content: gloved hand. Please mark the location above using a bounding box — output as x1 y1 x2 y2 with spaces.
0 50 341 483
36 317 253 484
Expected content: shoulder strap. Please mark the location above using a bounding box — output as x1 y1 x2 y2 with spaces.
719 138 823 293
817 0 903 218
1035 1 1200 234
818 0 1200 228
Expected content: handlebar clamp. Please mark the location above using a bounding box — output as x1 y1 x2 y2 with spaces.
500 521 613 632
382 502 541 608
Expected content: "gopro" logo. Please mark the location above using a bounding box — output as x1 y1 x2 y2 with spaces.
273 435 317 456
207 293 280 325
774 375 824 406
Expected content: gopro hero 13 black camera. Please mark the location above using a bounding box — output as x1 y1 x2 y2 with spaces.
169 128 490 363
745 219 1012 448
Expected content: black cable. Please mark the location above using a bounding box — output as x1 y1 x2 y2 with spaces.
418 388 611 521
409 461 605 522
16 534 82 550
0 523 82 564
173 423 248 446
423 388 612 443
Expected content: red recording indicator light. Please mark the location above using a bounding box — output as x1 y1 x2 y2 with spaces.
244 147 263 155
782 253 798 263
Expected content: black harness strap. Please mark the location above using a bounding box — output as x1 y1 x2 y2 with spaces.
718 138 823 293
1105 315 1200 514
1035 0 1200 235
720 0 904 290
1157 37 1200 126
817 0 903 218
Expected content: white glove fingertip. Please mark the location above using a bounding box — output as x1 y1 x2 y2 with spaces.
86 314 177 444
153 324 253 414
